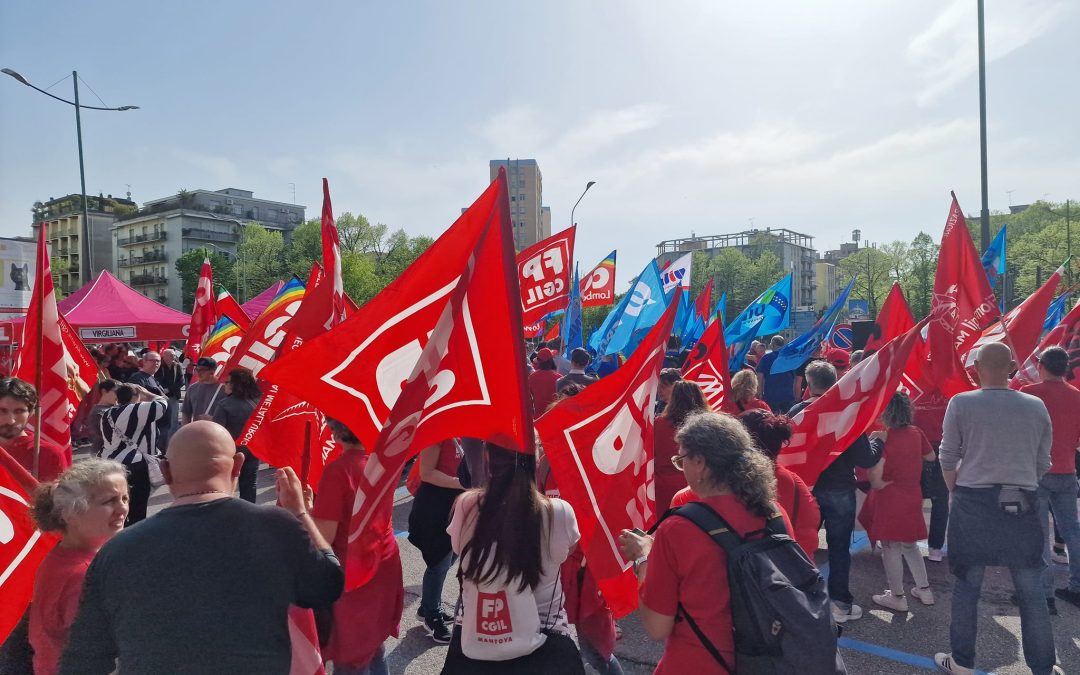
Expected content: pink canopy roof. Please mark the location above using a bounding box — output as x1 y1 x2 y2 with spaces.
45 271 191 342
241 280 285 319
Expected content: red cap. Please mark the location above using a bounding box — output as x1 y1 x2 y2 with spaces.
826 347 850 369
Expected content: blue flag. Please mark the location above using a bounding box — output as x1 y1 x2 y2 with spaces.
726 316 764 373
591 260 670 357
1044 292 1071 333
981 225 1006 287
726 274 793 339
561 264 583 357
714 292 727 326
770 276 857 374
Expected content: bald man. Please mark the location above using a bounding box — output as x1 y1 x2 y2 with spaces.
61 422 344 675
935 343 1060 675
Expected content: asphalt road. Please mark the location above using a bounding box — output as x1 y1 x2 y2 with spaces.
143 464 1080 674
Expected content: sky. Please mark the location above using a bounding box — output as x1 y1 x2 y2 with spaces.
1 0 1077 293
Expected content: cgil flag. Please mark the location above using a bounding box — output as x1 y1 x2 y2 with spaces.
581 251 616 308
681 315 732 412
863 284 915 354
535 293 682 618
771 276 857 374
517 226 576 324
218 277 306 380
1012 297 1080 388
183 259 217 359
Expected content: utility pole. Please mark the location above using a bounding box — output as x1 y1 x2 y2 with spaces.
72 71 93 281
977 0 991 251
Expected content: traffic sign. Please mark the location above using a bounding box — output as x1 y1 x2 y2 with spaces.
830 323 854 350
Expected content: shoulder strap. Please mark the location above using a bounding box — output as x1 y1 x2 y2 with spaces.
669 501 744 554
678 601 733 674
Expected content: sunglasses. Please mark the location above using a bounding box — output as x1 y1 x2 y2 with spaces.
670 453 689 470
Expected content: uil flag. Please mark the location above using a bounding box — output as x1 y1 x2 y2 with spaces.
14 224 76 459
863 283 915 354
771 276 857 374
781 318 927 487
219 277 306 380
0 450 59 642
518 226 576 323
681 315 731 411
216 287 253 331
535 293 681 617
963 261 1065 371
581 251 616 308
1013 298 1080 388
591 261 671 358
183 259 217 359
660 253 693 295
200 316 245 377
260 170 530 591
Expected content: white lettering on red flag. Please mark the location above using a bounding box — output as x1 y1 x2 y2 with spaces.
681 317 730 411
517 226 575 324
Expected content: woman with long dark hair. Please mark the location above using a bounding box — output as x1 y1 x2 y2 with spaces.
653 381 709 513
212 368 261 503
441 444 584 674
618 412 793 674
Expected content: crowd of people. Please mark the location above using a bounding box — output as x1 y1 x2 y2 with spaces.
0 330 1076 674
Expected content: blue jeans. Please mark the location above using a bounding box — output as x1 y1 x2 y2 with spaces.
420 551 454 620
813 487 856 607
928 493 949 550
333 647 387 675
950 564 1056 674
579 638 624 675
1038 473 1080 595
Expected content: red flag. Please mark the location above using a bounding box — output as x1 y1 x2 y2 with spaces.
517 226 576 323
581 251 617 309
259 170 530 454
781 318 927 487
681 317 731 412
921 194 1000 394
57 313 99 404
216 287 253 331
287 606 325 675
200 317 245 377
240 266 338 490
0 450 59 642
694 277 714 322
219 277 306 380
535 294 682 617
182 259 217 359
296 179 346 333
863 283 914 354
964 263 1064 374
523 320 545 339
1012 297 1080 388
13 224 75 459
543 319 562 342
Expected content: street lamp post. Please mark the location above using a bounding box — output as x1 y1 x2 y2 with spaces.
977 0 991 251
2 68 138 285
570 181 597 228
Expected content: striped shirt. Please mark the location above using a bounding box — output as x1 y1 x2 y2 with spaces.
100 400 167 465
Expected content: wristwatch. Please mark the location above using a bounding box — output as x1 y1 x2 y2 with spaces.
632 555 648 571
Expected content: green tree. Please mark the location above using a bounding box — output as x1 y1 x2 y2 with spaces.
175 249 235 312
235 223 287 302
903 232 938 319
838 248 895 318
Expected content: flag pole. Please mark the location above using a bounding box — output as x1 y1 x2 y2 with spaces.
32 226 45 479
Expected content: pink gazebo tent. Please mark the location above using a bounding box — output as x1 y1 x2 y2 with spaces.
240 280 285 320
13 271 191 343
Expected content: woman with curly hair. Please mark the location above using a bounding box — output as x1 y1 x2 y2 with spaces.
29 459 129 675
653 381 709 513
212 368 262 503
723 369 771 415
737 409 821 557
618 413 792 674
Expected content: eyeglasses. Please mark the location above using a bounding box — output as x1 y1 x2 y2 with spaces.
670 453 689 470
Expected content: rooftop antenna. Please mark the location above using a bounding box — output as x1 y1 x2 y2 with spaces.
125 184 132 200
289 182 296 204
1006 189 1015 206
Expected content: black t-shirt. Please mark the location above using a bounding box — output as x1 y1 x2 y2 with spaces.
788 400 880 491
61 498 343 675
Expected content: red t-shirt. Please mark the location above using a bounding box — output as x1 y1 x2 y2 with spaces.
1021 381 1080 475
643 493 793 674
723 397 771 415
529 369 561 418
3 434 69 482
29 546 96 675
653 416 687 514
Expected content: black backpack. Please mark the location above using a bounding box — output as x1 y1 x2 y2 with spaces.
655 502 846 675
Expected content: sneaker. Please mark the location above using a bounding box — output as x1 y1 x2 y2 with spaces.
872 591 909 612
1010 593 1058 615
1054 587 1080 609
934 653 974 674
416 606 455 623
910 586 936 606
1051 548 1069 565
927 548 944 562
425 617 452 644
831 602 863 623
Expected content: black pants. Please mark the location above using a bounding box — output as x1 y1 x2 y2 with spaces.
928 493 949 550
440 625 586 675
127 459 151 525
238 447 259 503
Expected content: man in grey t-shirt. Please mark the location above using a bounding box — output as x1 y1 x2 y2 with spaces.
934 342 1059 675
181 357 225 424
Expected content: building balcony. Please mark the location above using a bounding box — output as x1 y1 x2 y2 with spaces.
117 251 167 268
182 227 238 243
129 274 168 287
117 231 168 246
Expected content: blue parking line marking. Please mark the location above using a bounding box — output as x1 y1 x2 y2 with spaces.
395 530 409 538
394 486 409 500
838 638 994 675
